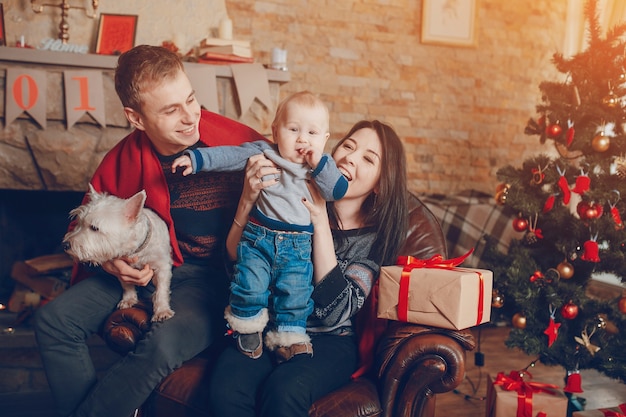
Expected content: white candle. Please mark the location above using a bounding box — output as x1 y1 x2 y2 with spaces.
219 18 233 40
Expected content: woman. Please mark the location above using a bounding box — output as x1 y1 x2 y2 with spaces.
210 120 409 417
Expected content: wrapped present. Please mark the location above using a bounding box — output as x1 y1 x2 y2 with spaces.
377 252 492 330
486 372 568 417
573 404 626 417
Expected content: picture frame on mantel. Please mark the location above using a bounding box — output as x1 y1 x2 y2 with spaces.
0 3 6 47
421 0 476 47
95 13 138 55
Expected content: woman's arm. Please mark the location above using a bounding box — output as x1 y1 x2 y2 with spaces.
302 184 337 284
225 154 280 260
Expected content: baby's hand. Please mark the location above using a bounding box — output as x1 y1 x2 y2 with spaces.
299 145 322 169
172 155 193 176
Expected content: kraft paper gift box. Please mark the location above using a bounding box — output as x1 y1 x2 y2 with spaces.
573 404 626 417
377 256 492 330
486 372 568 417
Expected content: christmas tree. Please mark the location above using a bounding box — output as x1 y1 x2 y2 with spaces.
485 0 626 389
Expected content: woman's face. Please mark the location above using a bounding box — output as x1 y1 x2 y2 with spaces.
333 127 382 199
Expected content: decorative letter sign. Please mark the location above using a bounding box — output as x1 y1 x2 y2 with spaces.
3 63 272 129
63 70 106 128
6 68 47 128
231 63 274 117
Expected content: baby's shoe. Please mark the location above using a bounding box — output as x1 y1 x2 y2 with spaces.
274 341 313 363
235 331 263 359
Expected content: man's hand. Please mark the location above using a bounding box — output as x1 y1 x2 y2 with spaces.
102 257 154 287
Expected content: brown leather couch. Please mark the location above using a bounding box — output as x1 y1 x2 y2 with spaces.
103 194 476 417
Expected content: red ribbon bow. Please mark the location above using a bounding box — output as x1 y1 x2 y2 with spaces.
599 404 626 417
395 249 483 324
494 371 559 417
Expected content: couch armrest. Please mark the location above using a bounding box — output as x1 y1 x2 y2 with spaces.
375 321 475 417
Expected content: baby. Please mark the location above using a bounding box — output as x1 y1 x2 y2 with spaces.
172 91 347 362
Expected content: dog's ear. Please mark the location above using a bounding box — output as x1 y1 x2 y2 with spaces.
124 190 147 222
87 184 103 201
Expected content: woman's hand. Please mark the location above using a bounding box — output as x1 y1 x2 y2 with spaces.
303 181 329 228
102 257 154 287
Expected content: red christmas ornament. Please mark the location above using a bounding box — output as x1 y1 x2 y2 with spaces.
571 171 590 194
581 237 600 262
561 301 579 320
566 125 575 147
618 297 626 314
544 317 561 347
611 206 624 230
564 370 583 393
556 166 571 204
512 216 529 232
543 195 556 213
546 123 563 138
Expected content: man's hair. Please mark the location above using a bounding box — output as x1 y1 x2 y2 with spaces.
271 90 330 133
114 45 185 113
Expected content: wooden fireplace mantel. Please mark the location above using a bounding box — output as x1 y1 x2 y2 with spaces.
0 47 289 191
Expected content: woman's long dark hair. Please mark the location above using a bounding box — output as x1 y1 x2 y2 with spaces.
330 120 409 265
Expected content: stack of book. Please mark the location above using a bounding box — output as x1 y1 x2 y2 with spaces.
197 38 254 65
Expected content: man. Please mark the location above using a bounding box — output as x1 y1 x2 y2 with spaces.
34 45 265 417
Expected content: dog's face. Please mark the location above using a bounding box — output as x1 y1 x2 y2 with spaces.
63 185 147 265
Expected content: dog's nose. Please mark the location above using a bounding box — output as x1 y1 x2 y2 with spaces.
62 241 71 251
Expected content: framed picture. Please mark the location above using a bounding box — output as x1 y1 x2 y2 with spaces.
421 0 476 47
95 13 138 55
0 4 6 47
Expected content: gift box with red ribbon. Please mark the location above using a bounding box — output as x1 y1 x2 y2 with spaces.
486 372 568 417
573 404 626 417
376 251 492 330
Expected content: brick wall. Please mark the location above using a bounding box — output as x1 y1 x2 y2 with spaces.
226 0 569 195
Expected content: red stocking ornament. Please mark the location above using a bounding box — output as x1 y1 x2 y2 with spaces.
609 191 624 230
571 169 590 194
543 195 555 213
556 166 571 204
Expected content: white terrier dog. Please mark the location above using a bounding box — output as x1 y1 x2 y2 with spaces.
63 184 174 322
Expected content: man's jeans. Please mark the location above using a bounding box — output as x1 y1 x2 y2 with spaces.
34 262 228 417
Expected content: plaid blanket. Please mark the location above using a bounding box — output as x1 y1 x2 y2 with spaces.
418 190 522 268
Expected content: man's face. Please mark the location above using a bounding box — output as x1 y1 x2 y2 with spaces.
124 69 201 155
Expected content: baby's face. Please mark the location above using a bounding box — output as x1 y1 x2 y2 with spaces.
273 102 329 163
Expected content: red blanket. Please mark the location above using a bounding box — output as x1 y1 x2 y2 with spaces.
71 110 265 284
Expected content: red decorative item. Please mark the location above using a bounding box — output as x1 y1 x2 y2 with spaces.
531 167 546 185
563 370 583 393
546 123 563 138
530 270 544 283
577 201 603 220
543 317 561 347
609 192 624 230
543 195 555 213
566 125 575 147
561 301 579 319
581 236 600 262
571 170 590 194
512 216 529 232
556 166 571 204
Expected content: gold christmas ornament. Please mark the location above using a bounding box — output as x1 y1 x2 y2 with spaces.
602 92 620 108
491 289 505 308
494 183 510 205
512 312 527 329
556 260 574 279
592 133 610 152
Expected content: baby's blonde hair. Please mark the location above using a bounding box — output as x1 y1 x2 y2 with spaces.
271 91 329 132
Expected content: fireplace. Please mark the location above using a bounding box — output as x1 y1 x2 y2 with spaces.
0 190 83 302
0 47 288 306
